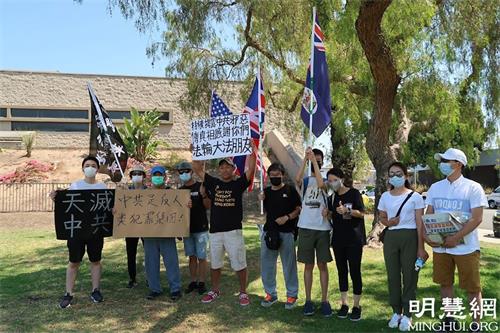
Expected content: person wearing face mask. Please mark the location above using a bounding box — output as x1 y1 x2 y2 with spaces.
295 147 333 317
191 141 258 307
425 148 487 327
323 168 366 321
143 165 183 301
258 163 302 309
176 161 211 296
378 162 427 331
53 155 108 309
124 164 147 288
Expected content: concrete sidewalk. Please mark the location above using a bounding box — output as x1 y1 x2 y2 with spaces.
478 228 500 245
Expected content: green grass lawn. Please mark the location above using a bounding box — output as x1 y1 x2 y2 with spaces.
0 216 499 332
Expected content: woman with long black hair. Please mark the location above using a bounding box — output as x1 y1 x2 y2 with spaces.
377 162 428 331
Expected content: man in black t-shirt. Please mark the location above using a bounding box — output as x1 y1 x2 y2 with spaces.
191 141 257 307
177 161 211 295
258 163 301 310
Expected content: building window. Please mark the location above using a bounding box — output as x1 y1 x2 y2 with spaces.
159 112 169 121
0 108 6 117
108 111 131 120
12 122 89 132
11 108 88 119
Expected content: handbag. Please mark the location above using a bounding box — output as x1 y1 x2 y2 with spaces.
264 229 281 250
380 191 414 243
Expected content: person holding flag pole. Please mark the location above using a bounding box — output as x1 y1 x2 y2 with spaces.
295 7 333 317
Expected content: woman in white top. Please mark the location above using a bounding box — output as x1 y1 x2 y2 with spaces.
378 162 428 331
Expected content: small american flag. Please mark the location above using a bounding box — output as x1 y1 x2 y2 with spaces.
211 91 232 117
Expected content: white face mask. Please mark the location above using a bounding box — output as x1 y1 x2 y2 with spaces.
84 166 97 178
131 175 143 183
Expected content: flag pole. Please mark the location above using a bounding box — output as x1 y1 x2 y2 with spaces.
307 7 316 177
87 82 125 179
209 89 213 117
257 67 264 215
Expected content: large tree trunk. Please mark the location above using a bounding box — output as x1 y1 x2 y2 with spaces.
355 0 401 247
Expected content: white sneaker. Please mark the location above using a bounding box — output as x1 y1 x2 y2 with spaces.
388 313 401 328
399 315 412 331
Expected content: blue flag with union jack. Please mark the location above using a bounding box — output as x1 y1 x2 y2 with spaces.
300 10 332 138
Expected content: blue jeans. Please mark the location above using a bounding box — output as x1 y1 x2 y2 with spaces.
260 232 298 298
183 231 209 260
144 238 181 293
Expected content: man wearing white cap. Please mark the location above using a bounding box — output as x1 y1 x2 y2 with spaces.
424 148 488 326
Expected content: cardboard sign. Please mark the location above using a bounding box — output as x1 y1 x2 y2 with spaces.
112 189 190 237
191 114 252 160
54 189 114 240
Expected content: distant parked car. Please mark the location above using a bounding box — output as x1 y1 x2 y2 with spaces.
487 186 500 209
493 210 500 238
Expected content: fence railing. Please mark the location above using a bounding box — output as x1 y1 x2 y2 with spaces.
0 180 261 213
0 183 71 212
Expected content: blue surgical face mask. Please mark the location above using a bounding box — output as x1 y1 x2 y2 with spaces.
439 162 453 176
179 173 192 183
389 176 405 188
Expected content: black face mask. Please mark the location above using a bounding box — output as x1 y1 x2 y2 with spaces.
270 177 282 186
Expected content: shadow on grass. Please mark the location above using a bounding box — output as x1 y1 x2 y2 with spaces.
1 224 498 332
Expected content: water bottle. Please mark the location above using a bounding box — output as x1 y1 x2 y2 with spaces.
415 257 425 272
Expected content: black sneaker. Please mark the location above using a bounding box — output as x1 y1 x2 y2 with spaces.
170 291 182 301
337 304 349 318
303 300 315 316
146 291 162 300
59 293 73 309
127 280 138 289
185 281 198 294
90 289 103 303
197 282 207 295
350 306 362 321
321 301 333 317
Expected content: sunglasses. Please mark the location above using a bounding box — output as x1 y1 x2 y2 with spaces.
440 158 458 163
130 172 144 176
178 169 191 174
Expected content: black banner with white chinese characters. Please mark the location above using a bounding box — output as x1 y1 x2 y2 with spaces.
54 190 115 240
88 84 128 182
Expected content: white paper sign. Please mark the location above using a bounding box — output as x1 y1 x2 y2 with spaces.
191 114 252 160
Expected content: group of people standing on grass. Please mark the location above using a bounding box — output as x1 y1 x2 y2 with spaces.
53 145 487 332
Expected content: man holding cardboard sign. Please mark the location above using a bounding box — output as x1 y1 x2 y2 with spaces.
192 141 257 307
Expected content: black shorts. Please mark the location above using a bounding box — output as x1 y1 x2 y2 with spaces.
67 238 104 263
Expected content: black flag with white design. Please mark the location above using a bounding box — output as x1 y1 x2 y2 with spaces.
88 83 128 182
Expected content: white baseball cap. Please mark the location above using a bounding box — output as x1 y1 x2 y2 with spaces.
434 148 467 166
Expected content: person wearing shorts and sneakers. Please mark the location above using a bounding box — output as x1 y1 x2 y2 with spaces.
258 162 302 309
425 148 488 328
177 161 211 295
51 155 107 309
191 141 257 306
295 147 333 317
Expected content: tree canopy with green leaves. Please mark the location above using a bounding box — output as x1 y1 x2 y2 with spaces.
105 0 499 244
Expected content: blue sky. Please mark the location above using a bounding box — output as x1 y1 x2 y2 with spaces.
0 0 333 158
0 0 166 76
